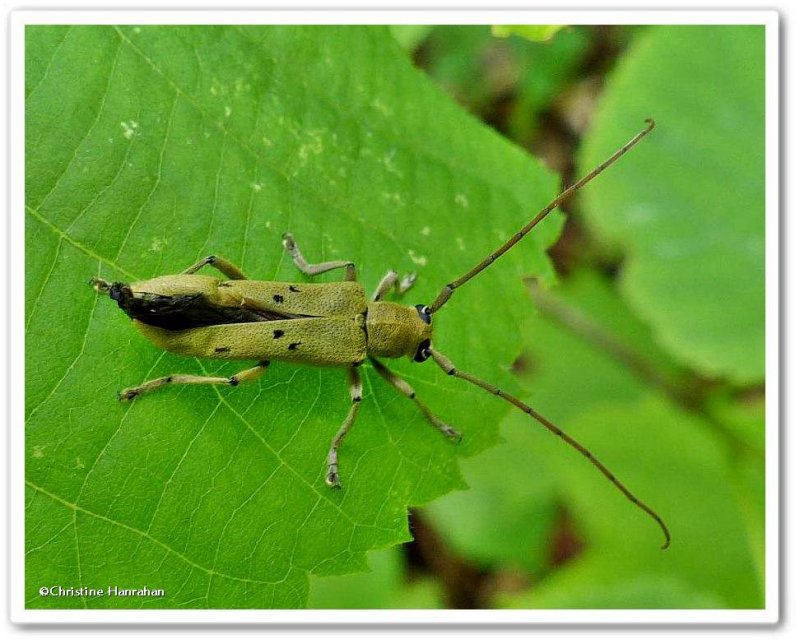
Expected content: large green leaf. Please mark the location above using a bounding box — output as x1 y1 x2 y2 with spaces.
579 25 765 384
25 25 563 608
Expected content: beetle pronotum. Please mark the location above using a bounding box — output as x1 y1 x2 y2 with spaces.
90 119 670 549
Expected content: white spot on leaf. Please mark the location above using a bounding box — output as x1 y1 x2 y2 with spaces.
371 98 392 116
234 78 251 94
297 130 325 165
381 191 403 206
455 194 469 208
408 249 428 266
120 120 139 140
382 150 402 177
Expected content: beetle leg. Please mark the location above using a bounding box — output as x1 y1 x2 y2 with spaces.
182 255 248 280
371 271 417 301
118 360 270 401
326 366 363 488
371 270 398 301
282 233 357 281
369 358 461 442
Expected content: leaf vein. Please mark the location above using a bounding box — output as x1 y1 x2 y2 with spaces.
26 480 283 586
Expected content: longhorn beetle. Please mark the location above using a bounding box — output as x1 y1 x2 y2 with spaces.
90 119 670 549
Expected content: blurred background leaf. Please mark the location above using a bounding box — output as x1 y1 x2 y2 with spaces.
491 25 566 42
308 547 444 609
580 25 765 385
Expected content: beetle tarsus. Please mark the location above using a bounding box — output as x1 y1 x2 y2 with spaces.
398 272 417 294
325 468 341 489
89 277 112 293
118 389 139 402
281 233 296 251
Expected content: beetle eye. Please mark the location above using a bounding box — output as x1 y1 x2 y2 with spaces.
414 339 432 362
415 304 432 325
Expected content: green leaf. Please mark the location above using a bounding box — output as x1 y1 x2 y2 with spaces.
491 25 565 42
500 574 727 609
25 25 563 608
579 25 766 384
308 546 443 608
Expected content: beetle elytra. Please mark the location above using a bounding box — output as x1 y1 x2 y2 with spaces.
90 119 670 549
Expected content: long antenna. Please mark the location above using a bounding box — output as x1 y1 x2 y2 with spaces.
429 348 671 549
429 119 656 314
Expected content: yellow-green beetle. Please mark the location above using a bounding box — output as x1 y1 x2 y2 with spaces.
91 119 670 549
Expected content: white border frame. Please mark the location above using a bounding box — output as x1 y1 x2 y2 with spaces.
8 9 780 625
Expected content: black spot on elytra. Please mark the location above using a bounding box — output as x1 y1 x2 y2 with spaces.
288 342 302 351
288 285 300 292
273 330 284 339
214 347 230 354
273 294 284 303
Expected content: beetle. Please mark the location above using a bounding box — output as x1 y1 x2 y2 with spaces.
90 119 670 549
